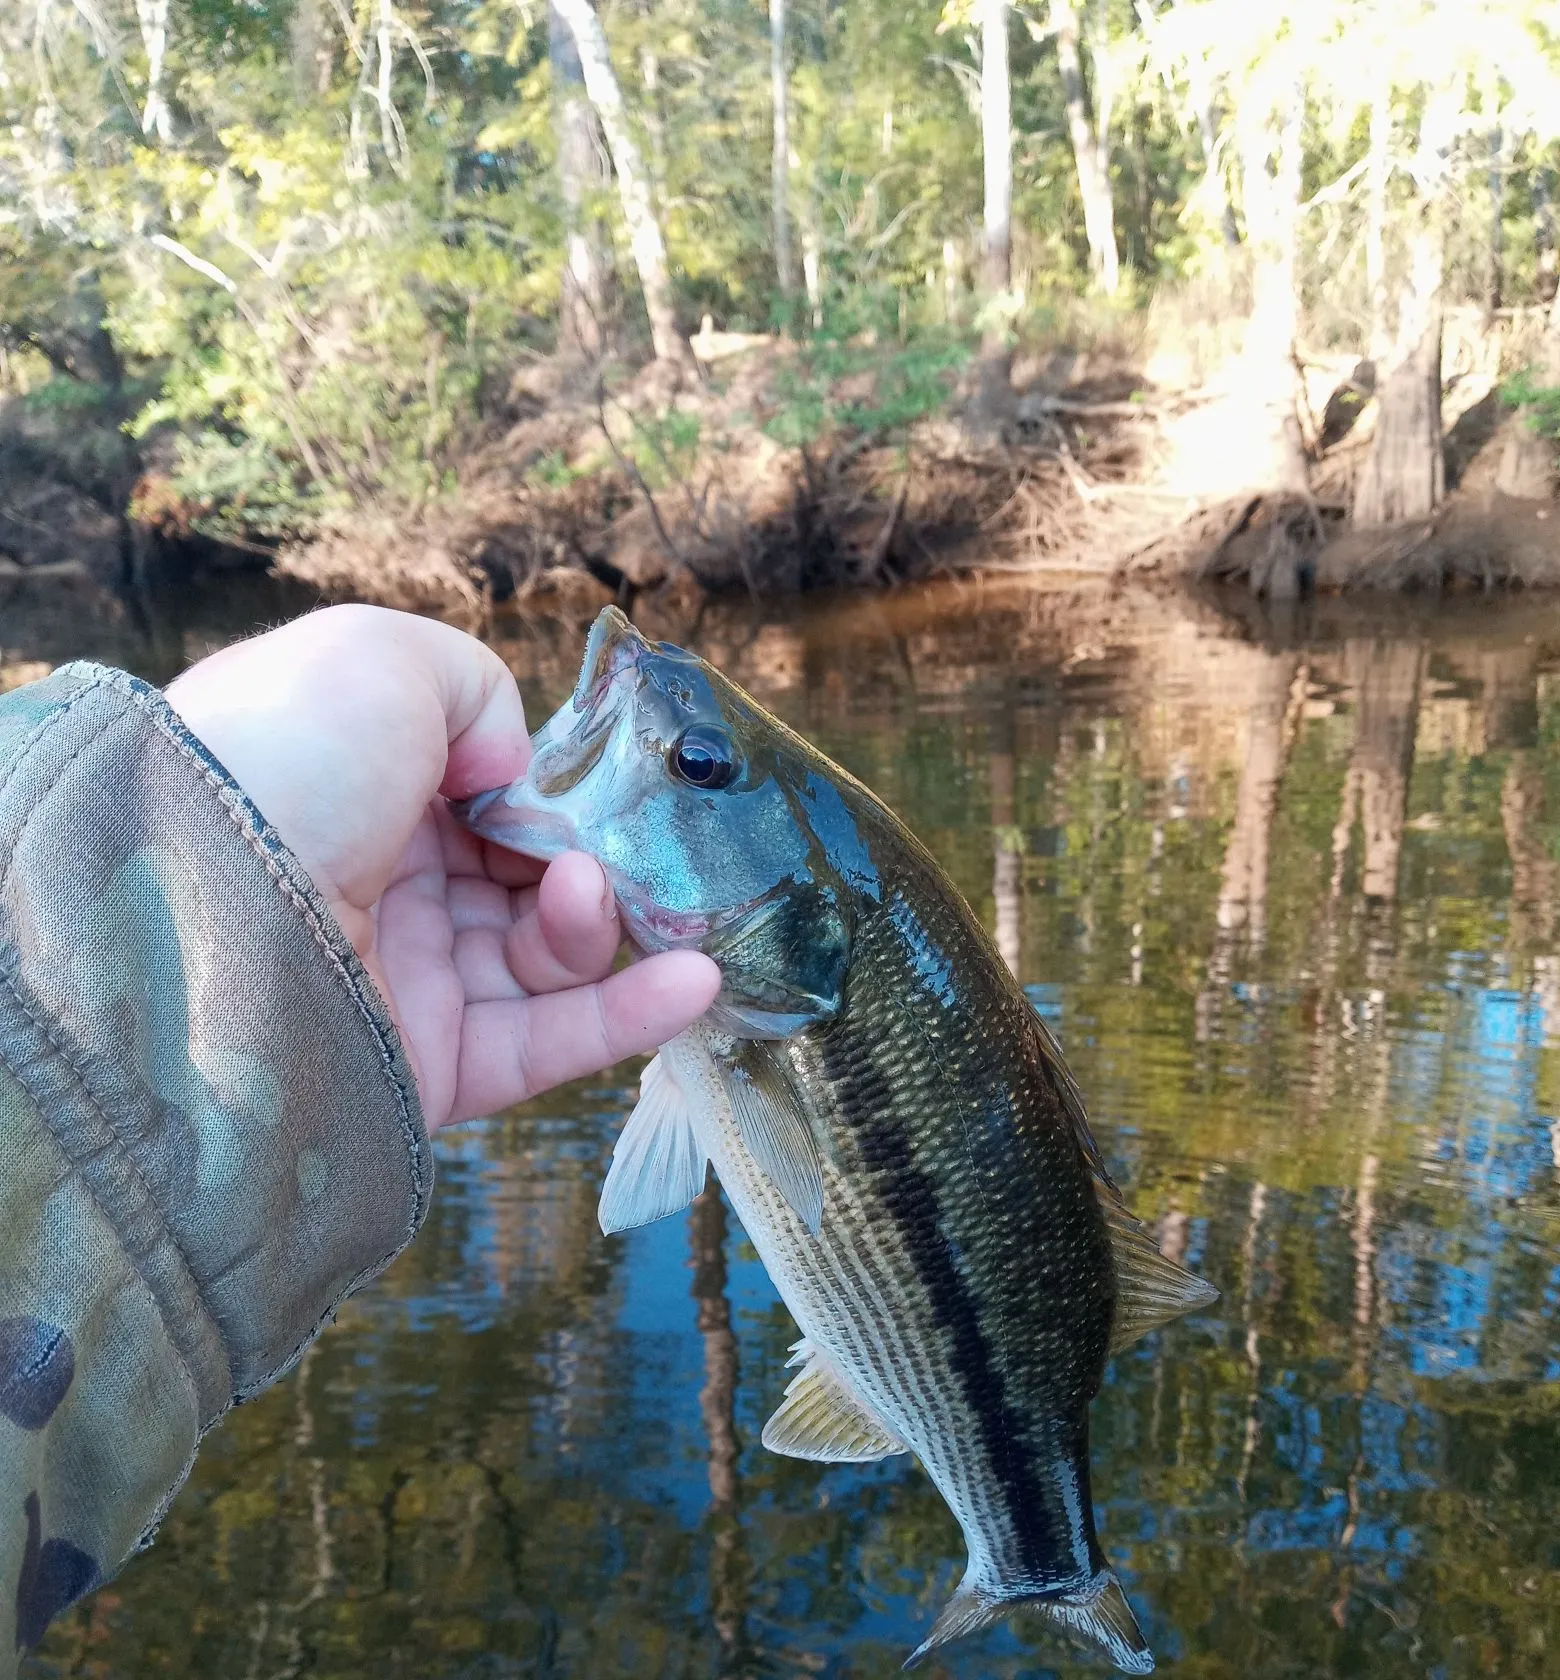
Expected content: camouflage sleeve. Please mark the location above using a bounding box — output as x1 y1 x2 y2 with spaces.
0 661 434 1673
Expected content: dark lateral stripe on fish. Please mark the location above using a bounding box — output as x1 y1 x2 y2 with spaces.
815 942 1073 1588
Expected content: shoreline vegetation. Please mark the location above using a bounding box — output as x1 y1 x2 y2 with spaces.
3 0 1560 622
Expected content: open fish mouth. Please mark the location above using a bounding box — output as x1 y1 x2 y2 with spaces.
453 610 643 854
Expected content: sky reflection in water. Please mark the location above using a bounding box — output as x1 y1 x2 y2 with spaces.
27 582 1560 1679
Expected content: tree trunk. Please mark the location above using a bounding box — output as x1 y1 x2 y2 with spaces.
1486 127 1508 323
637 46 667 204
552 0 691 368
135 0 173 142
1355 227 1443 525
1195 101 1239 249
1537 167 1557 305
1496 295 1560 499
290 0 334 96
1356 90 1457 528
1236 84 1309 495
551 1 612 358
1052 0 1119 294
1364 85 1391 361
975 0 1012 421
770 0 794 310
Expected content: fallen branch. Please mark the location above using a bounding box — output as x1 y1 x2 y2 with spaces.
0 557 91 582
594 387 686 571
861 474 909 583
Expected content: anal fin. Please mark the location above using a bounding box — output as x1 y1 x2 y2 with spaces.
597 1052 708 1235
761 1339 907 1463
905 1568 1153 1675
1100 1191 1220 1352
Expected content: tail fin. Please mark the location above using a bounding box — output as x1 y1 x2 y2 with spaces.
904 1568 1153 1675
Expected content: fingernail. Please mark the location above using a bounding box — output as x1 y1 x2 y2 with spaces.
599 870 615 919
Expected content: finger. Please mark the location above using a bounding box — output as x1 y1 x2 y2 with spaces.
434 804 544 888
504 852 621 994
446 876 523 934
450 951 721 1121
453 924 529 1003
481 838 546 888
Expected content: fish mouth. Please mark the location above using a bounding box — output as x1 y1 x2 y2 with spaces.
617 883 781 957
455 608 648 856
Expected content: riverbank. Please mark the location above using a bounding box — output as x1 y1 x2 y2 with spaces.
4 311 1557 623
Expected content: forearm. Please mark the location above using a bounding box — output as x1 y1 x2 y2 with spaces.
0 663 431 1668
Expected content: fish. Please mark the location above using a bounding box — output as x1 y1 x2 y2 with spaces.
457 606 1218 1673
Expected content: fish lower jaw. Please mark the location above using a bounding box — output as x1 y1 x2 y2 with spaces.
619 901 716 953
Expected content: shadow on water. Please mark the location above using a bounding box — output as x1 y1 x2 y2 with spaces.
23 570 1560 1677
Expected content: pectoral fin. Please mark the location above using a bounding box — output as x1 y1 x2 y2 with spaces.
1100 1190 1220 1352
762 1340 907 1462
598 1053 709 1235
718 1046 825 1233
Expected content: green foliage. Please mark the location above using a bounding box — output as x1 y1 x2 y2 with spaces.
3 0 1560 545
1501 368 1560 440
763 333 971 447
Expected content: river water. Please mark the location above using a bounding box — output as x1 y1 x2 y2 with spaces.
16 575 1560 1679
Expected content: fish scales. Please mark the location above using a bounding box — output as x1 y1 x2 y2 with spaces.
799 862 1116 1591
458 606 1218 1673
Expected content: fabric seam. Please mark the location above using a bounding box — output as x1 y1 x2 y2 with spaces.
81 665 431 1396
0 704 215 1416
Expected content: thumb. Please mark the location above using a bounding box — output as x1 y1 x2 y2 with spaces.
167 605 528 914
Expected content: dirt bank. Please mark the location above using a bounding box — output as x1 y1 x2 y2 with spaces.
6 328 1557 624
274 334 1560 616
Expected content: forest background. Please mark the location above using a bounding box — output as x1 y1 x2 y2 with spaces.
3 0 1560 612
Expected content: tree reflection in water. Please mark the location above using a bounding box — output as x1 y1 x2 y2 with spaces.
28 582 1560 1679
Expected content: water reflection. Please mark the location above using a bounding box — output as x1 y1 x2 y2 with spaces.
24 578 1560 1678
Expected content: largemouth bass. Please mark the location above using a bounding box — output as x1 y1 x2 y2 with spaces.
459 607 1217 1673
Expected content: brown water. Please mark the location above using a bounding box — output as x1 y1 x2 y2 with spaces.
17 574 1560 1679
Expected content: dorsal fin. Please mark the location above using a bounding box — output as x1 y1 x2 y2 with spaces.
1027 1003 1218 1348
1098 1189 1220 1351
1027 1004 1118 1191
762 1339 908 1462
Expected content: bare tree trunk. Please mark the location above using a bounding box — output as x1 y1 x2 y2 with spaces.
770 0 794 310
637 45 667 204
290 0 334 96
135 0 172 141
1497 294 1560 499
1486 126 1507 323
1195 102 1239 249
1355 228 1443 525
1364 85 1391 361
1537 167 1557 305
551 1 612 358
975 0 1012 422
1237 83 1310 495
1355 94 1454 527
552 0 692 369
1052 0 1119 294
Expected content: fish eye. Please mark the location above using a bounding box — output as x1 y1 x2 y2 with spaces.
670 725 739 791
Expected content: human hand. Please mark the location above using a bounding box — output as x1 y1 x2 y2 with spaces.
165 605 720 1129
